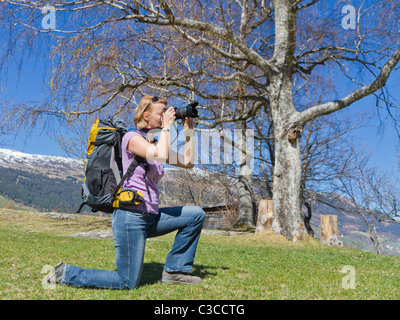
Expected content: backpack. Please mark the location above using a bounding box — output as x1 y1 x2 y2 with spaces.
77 117 149 214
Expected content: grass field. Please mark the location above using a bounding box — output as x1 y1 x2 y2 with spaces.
1 208 400 300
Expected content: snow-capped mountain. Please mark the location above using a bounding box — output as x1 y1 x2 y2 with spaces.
0 148 84 178
0 147 214 179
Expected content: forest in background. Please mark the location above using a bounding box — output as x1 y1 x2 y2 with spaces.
0 167 82 213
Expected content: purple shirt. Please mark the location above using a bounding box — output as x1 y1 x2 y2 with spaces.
121 131 164 214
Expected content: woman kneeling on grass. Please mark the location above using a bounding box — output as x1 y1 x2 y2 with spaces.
47 96 205 289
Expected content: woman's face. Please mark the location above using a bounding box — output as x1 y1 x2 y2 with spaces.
144 102 167 128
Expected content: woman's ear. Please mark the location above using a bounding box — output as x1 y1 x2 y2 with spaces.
143 111 149 122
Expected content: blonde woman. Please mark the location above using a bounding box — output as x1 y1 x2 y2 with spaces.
49 96 205 289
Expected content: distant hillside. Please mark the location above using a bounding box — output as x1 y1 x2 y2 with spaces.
0 148 84 212
0 194 34 212
0 167 82 212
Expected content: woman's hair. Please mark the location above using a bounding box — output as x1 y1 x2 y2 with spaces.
134 95 168 130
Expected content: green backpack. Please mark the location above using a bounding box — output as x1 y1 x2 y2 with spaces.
77 117 148 214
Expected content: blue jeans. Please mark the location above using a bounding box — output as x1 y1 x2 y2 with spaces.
61 206 206 289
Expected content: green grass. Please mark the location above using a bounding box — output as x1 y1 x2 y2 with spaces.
1 209 400 299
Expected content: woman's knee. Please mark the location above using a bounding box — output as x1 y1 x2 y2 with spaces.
121 274 141 290
198 207 206 223
124 281 139 290
187 205 206 224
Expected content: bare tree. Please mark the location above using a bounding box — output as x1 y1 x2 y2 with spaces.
300 113 366 235
1 0 400 241
252 84 367 237
320 146 384 254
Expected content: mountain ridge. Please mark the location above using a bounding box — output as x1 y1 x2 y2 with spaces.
0 148 84 179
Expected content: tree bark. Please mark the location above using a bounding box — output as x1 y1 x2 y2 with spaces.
266 0 304 241
320 215 343 247
236 120 255 227
270 116 304 240
302 200 315 237
255 199 273 233
269 72 304 240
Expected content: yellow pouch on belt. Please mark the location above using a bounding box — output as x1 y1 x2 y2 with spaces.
113 187 145 209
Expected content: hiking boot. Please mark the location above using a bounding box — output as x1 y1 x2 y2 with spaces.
161 270 202 285
47 261 65 284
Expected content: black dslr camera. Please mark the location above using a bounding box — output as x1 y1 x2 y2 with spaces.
174 102 199 119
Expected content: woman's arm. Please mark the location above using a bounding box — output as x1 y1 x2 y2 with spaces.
128 113 196 168
127 107 175 162
127 130 170 162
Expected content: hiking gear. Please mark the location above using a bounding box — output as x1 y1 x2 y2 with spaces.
77 117 149 214
161 271 202 284
47 261 65 285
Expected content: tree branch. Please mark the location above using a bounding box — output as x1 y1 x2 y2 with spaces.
293 45 400 126
125 2 275 76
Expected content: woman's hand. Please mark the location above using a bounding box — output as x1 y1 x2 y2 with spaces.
162 107 176 129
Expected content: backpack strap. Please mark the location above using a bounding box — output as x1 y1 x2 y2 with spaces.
113 155 145 199
76 202 86 214
127 127 144 136
128 127 158 144
119 129 153 217
142 161 151 196
125 129 153 191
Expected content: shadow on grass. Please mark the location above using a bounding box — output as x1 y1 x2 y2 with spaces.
139 262 227 286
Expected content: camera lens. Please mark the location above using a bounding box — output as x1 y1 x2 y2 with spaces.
175 102 199 119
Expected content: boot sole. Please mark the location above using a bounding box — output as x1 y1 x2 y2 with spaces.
161 278 202 285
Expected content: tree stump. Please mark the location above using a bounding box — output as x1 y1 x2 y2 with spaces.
320 215 343 247
255 200 273 233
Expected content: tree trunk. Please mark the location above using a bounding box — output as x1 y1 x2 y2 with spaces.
320 215 343 247
236 174 255 226
267 1 305 241
269 75 305 241
271 124 304 240
302 200 315 237
255 199 273 233
235 120 255 227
